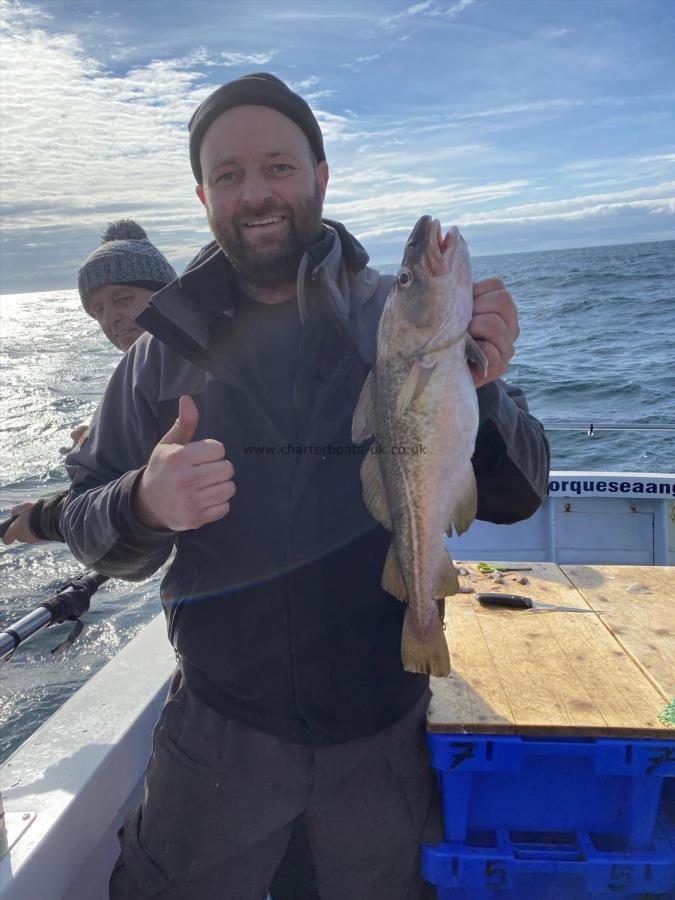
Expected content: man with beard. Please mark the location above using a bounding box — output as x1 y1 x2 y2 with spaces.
61 74 550 899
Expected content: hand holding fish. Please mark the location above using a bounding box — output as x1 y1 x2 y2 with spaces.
468 278 520 388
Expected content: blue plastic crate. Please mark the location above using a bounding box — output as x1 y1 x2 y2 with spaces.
427 733 675 849
660 805 675 900
664 778 675 824
421 813 675 899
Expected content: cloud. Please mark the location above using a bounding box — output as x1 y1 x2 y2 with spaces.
0 2 282 287
560 153 675 173
219 50 277 66
428 0 478 18
0 0 49 24
436 95 630 123
263 9 377 21
453 182 675 226
331 177 675 250
452 98 582 119
381 1 434 28
288 76 334 102
174 48 278 68
380 0 476 25
290 76 320 89
305 90 337 102
380 0 476 28
1 0 673 289
340 53 381 70
533 26 570 41
0 4 278 229
557 153 675 190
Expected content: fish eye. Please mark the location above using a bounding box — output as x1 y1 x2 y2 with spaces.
397 267 413 289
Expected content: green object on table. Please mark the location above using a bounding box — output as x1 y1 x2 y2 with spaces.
476 562 533 574
658 699 675 727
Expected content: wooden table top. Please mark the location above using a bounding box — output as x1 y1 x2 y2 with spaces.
427 562 675 739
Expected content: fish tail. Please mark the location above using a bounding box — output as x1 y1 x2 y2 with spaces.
401 606 451 677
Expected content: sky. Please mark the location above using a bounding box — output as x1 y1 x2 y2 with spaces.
0 0 674 293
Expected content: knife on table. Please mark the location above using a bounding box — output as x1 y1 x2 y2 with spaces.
476 593 598 614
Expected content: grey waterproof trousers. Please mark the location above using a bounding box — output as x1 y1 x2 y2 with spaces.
109 670 442 899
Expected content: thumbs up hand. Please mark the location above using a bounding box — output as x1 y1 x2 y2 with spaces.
134 395 236 531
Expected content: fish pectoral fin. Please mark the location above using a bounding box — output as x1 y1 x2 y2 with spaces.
396 358 436 417
433 550 459 598
447 470 478 537
401 606 451 677
361 451 392 529
465 334 489 378
352 370 376 443
382 540 407 601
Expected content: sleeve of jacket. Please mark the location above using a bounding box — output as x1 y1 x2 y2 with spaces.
29 490 68 542
472 379 550 524
60 336 175 580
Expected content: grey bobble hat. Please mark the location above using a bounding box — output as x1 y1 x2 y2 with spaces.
188 72 326 184
77 220 177 311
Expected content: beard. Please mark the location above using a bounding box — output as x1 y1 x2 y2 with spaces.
207 181 324 288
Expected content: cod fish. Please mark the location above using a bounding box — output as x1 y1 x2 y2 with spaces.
352 215 487 677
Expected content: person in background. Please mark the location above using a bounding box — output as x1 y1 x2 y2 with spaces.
2 220 177 546
62 73 550 899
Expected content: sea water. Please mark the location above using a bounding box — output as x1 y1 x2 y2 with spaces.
1 238 673 762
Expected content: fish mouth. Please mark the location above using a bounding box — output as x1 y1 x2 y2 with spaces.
402 215 432 270
403 216 459 276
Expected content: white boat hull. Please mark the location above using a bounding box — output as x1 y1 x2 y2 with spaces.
0 615 174 899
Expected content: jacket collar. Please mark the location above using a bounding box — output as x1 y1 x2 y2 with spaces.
138 219 377 353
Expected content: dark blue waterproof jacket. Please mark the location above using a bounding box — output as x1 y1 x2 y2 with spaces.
62 221 550 744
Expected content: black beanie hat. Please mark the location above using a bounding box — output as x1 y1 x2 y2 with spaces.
188 72 326 184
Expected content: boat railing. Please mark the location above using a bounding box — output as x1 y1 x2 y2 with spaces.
542 422 675 435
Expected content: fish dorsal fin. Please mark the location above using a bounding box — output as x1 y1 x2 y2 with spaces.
360 450 392 529
465 334 489 378
396 358 436 417
352 370 376 442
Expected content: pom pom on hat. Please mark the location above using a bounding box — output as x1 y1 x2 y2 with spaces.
101 219 148 242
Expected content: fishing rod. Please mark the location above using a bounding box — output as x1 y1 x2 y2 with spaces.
0 517 109 660
542 422 675 436
0 516 108 662
0 570 108 661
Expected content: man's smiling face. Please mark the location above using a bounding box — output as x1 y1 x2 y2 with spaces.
196 105 329 289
